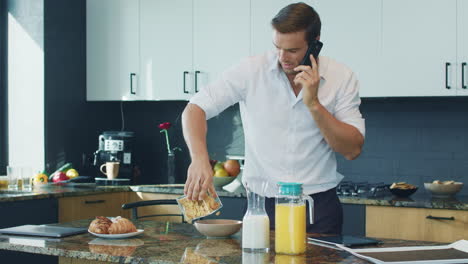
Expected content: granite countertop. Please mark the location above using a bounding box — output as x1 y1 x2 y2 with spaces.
134 185 468 211
0 219 441 264
1 183 468 211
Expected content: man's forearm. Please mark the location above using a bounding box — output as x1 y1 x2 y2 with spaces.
308 102 364 160
182 103 210 163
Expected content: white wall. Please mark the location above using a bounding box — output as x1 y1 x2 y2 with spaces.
7 9 44 169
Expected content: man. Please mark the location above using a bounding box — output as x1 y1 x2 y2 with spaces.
182 2 365 234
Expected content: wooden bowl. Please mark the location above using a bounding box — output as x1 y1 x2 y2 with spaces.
193 219 242 238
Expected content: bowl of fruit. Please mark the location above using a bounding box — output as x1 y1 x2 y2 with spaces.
211 159 241 189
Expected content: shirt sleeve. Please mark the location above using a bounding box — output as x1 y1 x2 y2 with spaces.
189 59 249 120
334 71 366 138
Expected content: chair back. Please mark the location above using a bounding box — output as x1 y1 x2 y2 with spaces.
121 199 185 223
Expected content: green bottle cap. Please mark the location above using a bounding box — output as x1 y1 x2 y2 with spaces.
277 182 302 196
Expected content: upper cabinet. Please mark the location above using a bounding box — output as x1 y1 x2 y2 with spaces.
87 0 468 100
139 0 193 100
313 0 382 98
192 0 250 93
86 0 147 101
381 0 457 97
88 0 250 101
457 0 468 96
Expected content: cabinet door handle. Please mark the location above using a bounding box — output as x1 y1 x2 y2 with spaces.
426 215 455 221
462 62 467 89
84 200 106 204
130 73 136 94
445 62 451 89
183 71 189 94
195 70 201 93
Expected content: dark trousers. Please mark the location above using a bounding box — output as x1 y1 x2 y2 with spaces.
244 187 343 235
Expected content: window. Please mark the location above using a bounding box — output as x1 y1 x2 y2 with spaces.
0 0 7 174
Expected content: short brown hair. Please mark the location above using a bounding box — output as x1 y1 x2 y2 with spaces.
271 2 321 43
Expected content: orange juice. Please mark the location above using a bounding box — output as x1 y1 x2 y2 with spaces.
275 203 306 254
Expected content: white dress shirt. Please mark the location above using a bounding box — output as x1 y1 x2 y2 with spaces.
190 50 365 197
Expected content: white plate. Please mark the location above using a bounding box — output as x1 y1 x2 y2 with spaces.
88 229 144 239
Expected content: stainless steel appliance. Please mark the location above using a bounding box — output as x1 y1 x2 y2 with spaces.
336 181 392 197
93 131 135 183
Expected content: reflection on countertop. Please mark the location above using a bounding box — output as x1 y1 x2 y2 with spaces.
0 219 442 264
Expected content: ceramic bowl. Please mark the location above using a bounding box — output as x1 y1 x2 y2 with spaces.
193 219 242 238
213 176 236 188
424 182 463 198
390 187 418 197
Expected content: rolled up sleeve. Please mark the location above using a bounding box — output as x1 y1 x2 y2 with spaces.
334 71 366 138
189 60 249 120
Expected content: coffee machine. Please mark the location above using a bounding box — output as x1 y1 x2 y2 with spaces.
93 131 135 184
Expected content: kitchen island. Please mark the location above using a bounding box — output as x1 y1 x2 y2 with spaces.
0 219 441 264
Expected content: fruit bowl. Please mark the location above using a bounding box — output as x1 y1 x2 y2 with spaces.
213 176 236 189
193 219 242 237
424 182 463 198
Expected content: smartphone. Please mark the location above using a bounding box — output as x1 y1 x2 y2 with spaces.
300 39 323 67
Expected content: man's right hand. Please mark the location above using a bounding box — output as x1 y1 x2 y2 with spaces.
184 159 217 200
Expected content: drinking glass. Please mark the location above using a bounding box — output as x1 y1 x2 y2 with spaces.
21 167 33 190
6 166 20 190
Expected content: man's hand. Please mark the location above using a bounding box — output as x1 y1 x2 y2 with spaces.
184 159 217 201
293 54 320 107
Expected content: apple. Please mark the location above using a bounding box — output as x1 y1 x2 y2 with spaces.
223 160 240 177
213 162 224 171
52 171 69 183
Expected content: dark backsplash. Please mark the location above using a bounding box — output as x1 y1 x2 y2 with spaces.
29 0 468 194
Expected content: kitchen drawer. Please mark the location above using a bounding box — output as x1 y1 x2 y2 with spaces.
58 192 130 222
129 192 182 223
366 206 468 242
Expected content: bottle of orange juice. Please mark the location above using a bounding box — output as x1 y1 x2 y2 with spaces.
275 182 314 255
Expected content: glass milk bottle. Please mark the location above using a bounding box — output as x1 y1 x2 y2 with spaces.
275 182 314 255
242 185 270 252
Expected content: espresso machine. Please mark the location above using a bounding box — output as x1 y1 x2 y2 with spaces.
93 131 135 185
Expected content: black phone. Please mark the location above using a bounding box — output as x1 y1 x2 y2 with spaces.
300 39 323 67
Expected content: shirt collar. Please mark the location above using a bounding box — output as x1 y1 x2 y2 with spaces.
268 51 328 80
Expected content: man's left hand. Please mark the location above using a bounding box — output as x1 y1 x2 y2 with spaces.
293 54 320 107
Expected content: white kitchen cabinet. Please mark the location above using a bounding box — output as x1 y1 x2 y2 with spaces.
381 0 457 97
193 0 250 92
140 0 250 100
87 0 147 101
314 0 382 97
140 0 193 101
457 0 468 96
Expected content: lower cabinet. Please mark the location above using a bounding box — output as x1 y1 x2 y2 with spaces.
58 192 130 222
366 206 468 242
342 204 366 236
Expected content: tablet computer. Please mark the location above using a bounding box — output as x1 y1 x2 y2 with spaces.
0 225 87 238
308 235 382 247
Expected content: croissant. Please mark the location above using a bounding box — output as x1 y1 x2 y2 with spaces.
108 216 137 234
89 216 112 234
